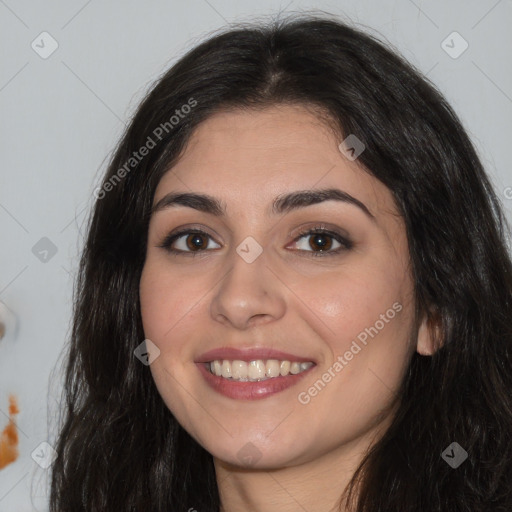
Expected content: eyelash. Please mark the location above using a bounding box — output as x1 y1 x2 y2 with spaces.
158 225 353 258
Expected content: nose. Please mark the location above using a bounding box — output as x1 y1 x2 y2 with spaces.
209 248 286 330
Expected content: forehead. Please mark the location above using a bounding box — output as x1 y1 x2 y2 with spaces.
154 104 396 218
179 104 338 166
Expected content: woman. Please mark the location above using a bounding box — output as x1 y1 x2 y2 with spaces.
49 13 512 511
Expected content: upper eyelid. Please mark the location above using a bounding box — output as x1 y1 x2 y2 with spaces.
163 221 347 239
160 226 351 251
163 225 343 241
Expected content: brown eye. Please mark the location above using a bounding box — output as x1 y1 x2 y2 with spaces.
159 229 221 254
185 233 209 251
290 227 353 257
308 233 334 251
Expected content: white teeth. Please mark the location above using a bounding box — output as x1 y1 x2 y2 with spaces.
248 360 266 380
206 359 314 381
290 362 301 374
279 360 291 376
265 359 280 378
221 360 231 378
231 360 248 380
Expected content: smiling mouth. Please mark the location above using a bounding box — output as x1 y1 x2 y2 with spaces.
206 359 315 381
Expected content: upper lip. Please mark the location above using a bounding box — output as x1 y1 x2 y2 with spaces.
195 347 316 364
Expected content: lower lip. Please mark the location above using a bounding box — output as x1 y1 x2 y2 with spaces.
196 363 315 400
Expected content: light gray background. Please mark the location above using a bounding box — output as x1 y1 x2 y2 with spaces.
0 0 511 509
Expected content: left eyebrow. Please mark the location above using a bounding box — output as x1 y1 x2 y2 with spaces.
151 187 375 221
272 188 375 221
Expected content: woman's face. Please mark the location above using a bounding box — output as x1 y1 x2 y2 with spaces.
139 104 433 469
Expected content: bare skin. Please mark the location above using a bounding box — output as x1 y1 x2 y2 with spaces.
139 104 436 511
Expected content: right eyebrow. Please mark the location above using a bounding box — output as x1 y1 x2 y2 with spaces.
151 192 225 217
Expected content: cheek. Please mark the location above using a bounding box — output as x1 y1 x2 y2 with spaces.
139 259 202 344
294 281 412 453
140 262 209 437
139 258 222 398
290 254 411 346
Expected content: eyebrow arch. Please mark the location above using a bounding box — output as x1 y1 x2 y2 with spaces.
151 188 375 221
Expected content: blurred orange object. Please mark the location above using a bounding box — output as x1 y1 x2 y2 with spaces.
0 395 19 470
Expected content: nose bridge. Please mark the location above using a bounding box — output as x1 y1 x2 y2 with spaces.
209 242 285 329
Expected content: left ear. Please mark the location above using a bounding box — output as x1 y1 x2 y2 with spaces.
416 310 443 356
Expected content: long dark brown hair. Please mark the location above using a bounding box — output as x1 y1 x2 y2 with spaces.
49 12 512 511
